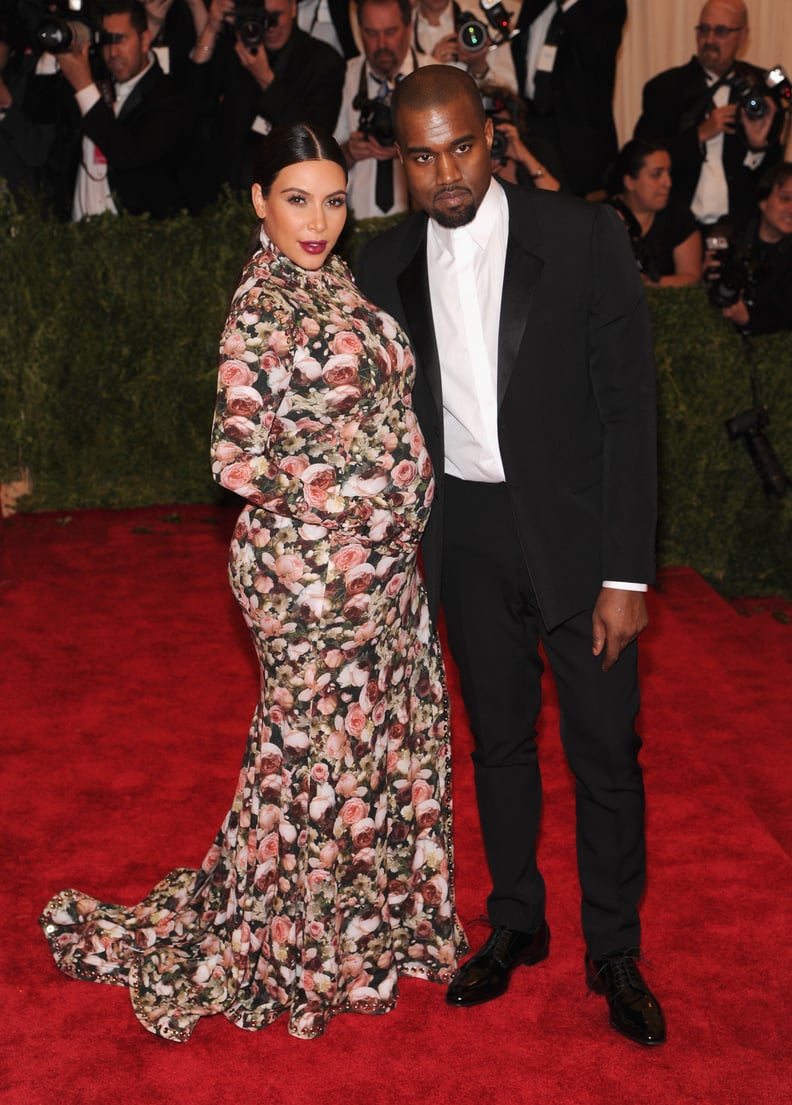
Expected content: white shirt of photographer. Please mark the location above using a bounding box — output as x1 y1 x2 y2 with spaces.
335 51 428 219
71 55 153 222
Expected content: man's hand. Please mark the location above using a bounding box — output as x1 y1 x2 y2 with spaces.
431 33 459 65
57 42 94 93
697 102 737 142
235 37 275 90
345 131 397 164
721 294 750 327
741 100 776 151
591 587 648 672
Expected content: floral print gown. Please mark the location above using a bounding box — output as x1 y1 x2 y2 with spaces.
39 235 466 1041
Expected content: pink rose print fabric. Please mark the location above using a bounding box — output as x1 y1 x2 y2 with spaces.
39 237 467 1041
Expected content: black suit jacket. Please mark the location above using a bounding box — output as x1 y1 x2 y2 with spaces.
81 58 195 218
356 183 657 631
634 57 783 225
511 0 626 196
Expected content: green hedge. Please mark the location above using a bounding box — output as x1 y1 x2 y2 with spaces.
1 196 790 598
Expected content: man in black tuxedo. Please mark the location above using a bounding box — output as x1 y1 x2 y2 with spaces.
57 0 194 219
510 0 626 196
357 65 665 1046
634 0 782 230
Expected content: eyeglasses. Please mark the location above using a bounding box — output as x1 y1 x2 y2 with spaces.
694 23 745 39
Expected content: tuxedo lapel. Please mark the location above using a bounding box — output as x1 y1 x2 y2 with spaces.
497 187 544 408
396 225 443 416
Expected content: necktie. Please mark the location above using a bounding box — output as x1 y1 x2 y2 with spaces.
375 77 395 212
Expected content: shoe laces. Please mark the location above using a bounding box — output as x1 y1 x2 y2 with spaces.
487 925 518 965
598 951 645 996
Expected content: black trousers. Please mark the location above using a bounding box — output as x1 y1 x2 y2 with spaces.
440 477 646 956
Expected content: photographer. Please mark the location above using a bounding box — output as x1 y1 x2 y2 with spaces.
482 85 561 191
334 0 429 218
186 0 344 199
706 162 792 335
634 1 784 229
53 0 195 219
411 0 517 92
606 139 703 288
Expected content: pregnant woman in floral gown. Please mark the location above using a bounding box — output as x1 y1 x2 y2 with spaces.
39 124 466 1041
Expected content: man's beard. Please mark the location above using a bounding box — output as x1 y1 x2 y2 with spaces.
431 190 477 228
373 49 398 78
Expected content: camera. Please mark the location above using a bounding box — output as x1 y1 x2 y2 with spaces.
726 407 790 497
481 91 515 160
35 16 123 54
352 94 395 146
732 64 792 120
706 236 758 309
229 2 279 52
456 0 515 53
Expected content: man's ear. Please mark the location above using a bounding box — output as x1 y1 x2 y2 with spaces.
394 142 405 166
483 116 494 153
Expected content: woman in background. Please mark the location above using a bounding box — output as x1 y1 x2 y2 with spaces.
607 139 702 287
40 122 465 1042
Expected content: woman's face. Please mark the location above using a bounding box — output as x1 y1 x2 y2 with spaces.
624 151 672 213
252 159 348 271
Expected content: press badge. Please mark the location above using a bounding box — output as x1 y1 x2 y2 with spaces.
536 43 557 73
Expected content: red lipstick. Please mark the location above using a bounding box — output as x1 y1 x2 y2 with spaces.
299 241 328 255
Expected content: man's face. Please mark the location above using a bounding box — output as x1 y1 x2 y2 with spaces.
101 13 151 83
395 95 493 227
360 1 412 81
759 178 792 241
695 1 747 77
263 0 296 53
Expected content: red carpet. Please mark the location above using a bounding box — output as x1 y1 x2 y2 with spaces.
1 506 790 1105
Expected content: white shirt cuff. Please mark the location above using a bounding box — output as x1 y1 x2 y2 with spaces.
75 84 101 116
602 581 648 592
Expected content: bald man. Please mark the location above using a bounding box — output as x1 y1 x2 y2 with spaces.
634 0 783 228
357 66 665 1046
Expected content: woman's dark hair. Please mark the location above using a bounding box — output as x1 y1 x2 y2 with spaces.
756 160 792 202
252 123 348 199
606 139 669 196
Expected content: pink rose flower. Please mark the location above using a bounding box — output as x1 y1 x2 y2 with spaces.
270 916 292 944
213 441 239 464
311 762 329 784
279 455 310 478
344 702 367 737
219 359 256 388
226 385 264 418
411 779 432 806
325 384 363 412
259 744 282 773
351 817 376 850
392 460 417 488
268 330 290 355
301 464 337 509
340 796 368 824
330 544 368 573
301 317 321 338
219 460 253 491
318 841 339 867
415 798 441 828
332 331 364 356
335 772 358 797
223 333 247 358
274 554 305 584
220 415 256 442
344 563 375 595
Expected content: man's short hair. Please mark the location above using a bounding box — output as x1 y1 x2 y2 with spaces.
391 65 485 143
97 0 148 37
356 0 413 27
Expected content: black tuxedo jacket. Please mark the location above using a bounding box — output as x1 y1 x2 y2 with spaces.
511 0 626 195
356 183 657 631
81 58 195 218
634 57 783 225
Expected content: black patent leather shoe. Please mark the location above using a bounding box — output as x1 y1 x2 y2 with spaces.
585 951 666 1046
446 922 550 1007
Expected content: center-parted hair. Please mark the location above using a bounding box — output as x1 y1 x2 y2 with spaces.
252 123 348 197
